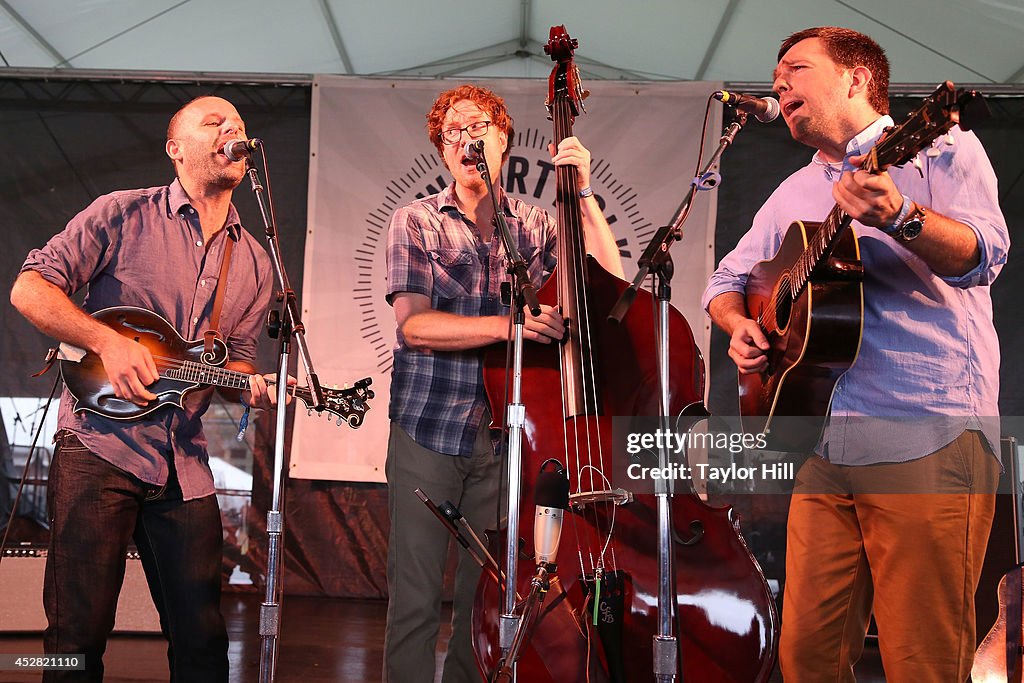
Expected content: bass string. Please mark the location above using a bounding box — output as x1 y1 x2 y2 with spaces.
566 98 618 573
551 93 589 572
552 90 617 576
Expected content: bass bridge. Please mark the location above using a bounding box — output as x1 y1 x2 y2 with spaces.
569 488 634 510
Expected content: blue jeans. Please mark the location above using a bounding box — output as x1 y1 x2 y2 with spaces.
43 430 228 682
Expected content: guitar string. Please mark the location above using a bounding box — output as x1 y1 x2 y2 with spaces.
761 105 942 331
762 116 933 331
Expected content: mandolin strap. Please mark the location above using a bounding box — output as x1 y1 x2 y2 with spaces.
203 225 238 356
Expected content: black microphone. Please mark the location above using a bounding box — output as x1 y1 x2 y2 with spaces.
221 138 261 162
463 139 484 159
534 460 569 565
713 90 780 123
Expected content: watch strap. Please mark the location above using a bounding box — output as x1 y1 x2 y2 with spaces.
883 194 914 235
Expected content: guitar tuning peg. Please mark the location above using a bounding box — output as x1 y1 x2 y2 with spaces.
944 132 955 145
307 409 312 416
912 155 924 178
336 417 343 426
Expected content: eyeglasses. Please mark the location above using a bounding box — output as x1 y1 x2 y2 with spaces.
440 121 492 145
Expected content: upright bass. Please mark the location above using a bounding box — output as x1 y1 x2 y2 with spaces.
474 25 778 682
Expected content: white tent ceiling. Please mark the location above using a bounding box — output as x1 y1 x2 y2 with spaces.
1 0 1023 88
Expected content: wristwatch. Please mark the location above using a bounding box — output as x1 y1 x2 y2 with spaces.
883 196 925 243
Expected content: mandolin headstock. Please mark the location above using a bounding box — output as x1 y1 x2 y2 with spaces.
293 377 374 429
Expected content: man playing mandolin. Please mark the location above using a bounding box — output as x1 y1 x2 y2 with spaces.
383 84 622 682
702 27 1009 681
9 95 282 682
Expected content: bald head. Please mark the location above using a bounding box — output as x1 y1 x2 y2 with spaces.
165 96 247 191
167 95 226 140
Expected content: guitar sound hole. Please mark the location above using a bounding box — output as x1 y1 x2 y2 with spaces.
774 278 793 332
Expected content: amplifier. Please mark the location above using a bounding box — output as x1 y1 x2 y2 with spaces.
0 547 161 633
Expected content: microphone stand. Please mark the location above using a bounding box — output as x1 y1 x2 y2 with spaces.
473 143 536 683
607 111 750 683
608 112 746 326
475 144 541 318
245 142 327 683
492 562 554 683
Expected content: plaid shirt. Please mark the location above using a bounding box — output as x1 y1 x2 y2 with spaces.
386 183 557 456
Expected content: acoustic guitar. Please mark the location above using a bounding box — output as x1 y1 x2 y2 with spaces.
739 81 987 451
58 306 373 427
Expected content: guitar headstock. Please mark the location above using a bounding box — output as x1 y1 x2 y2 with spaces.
868 81 989 172
293 377 374 429
544 25 587 120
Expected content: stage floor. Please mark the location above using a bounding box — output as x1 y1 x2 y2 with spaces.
0 593 420 682
0 592 887 682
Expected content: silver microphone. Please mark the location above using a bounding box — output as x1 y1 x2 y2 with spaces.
221 138 261 162
713 90 781 123
534 460 569 565
463 139 484 159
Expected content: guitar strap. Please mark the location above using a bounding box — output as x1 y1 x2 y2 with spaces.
203 225 238 356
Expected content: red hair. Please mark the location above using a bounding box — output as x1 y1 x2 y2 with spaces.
426 84 514 161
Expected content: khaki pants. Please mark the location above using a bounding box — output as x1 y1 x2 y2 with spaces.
383 422 501 683
780 430 999 682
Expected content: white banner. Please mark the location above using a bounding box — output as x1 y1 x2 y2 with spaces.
293 76 722 482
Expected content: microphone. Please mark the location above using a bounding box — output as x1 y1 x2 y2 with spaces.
713 90 780 123
221 138 261 162
534 460 569 565
463 139 484 159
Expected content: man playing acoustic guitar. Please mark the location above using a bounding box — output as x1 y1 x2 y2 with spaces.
702 27 1009 681
10 95 282 682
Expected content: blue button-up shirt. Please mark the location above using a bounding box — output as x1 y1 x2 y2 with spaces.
702 116 1009 464
22 179 273 498
386 183 557 457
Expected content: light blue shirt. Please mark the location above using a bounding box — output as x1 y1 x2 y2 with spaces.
702 116 1009 464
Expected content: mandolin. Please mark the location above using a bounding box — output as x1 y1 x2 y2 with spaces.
740 81 987 451
58 306 373 427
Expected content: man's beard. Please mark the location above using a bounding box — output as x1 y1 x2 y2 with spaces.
211 169 245 191
789 117 832 153
203 160 246 191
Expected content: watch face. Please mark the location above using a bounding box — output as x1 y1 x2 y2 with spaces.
899 219 924 241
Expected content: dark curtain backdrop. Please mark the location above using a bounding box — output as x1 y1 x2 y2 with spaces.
1 77 1021 600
